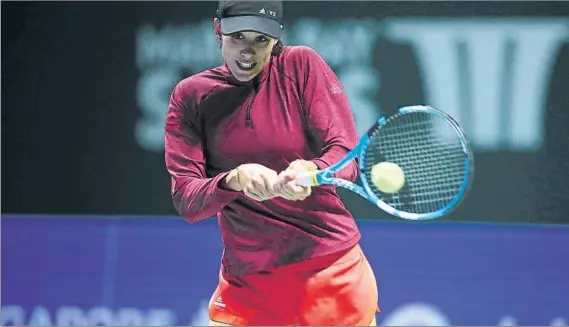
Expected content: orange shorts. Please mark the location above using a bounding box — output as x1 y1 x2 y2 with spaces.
208 244 379 326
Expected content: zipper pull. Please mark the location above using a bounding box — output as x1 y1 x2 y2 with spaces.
245 99 254 127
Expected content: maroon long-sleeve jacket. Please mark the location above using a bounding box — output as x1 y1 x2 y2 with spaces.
165 45 361 277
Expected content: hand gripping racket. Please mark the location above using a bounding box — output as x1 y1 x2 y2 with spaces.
296 105 474 220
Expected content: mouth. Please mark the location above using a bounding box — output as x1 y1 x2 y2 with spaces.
235 60 258 71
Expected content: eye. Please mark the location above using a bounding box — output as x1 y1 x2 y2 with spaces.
230 33 244 40
255 35 269 43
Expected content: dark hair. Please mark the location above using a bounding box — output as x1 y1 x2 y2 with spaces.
271 39 284 56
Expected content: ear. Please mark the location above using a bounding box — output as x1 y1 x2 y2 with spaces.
213 18 222 42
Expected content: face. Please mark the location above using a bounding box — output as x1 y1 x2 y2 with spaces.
214 19 277 82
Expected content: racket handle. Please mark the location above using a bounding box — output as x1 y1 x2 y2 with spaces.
295 171 319 187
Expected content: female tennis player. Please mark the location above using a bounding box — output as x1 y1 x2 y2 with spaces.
164 0 379 325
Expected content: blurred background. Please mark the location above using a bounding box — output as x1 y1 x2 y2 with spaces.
2 1 569 326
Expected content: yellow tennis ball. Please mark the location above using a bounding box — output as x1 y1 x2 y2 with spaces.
370 162 405 193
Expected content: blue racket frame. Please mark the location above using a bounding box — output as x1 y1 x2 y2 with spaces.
308 105 473 221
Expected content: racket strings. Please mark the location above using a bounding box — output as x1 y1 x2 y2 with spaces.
364 112 468 214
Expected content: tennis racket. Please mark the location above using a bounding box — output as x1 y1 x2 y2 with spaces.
296 105 474 220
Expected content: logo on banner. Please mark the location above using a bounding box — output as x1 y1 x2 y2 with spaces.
383 18 568 151
1 305 177 326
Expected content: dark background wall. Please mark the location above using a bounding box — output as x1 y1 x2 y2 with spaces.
2 1 569 224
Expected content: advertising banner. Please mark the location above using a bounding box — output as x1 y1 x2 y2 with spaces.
2 215 568 326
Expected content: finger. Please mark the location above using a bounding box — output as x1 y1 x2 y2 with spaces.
244 186 267 201
245 175 268 199
276 179 297 196
237 171 252 191
253 175 281 201
288 161 306 172
259 173 278 195
287 181 312 201
286 180 305 193
272 186 296 201
271 178 296 200
298 186 312 200
280 175 299 195
251 177 272 199
277 187 298 200
277 170 296 184
246 187 267 201
271 183 298 201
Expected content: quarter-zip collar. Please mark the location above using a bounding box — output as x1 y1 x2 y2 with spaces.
221 58 272 128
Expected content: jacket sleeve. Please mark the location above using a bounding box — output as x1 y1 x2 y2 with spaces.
299 46 359 182
164 81 240 223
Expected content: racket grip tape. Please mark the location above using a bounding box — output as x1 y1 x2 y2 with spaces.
295 171 319 187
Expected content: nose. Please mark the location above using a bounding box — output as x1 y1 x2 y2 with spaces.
240 46 255 60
